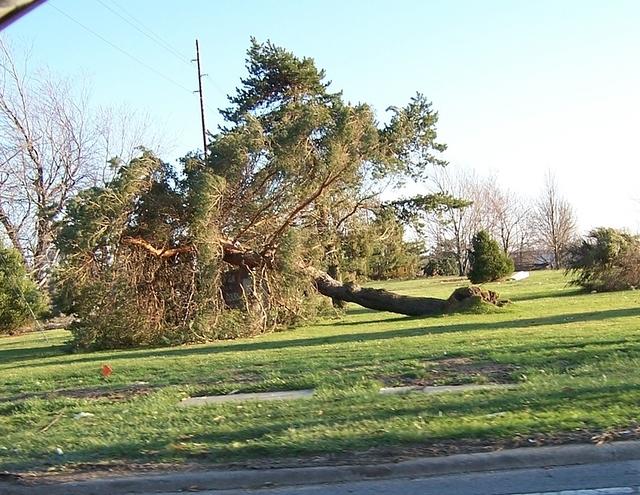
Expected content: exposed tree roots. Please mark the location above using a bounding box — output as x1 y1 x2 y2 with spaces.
123 237 507 318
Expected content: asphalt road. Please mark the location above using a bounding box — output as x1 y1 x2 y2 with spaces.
164 460 640 495
4 442 640 495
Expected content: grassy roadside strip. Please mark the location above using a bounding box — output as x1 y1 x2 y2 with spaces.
1 271 640 473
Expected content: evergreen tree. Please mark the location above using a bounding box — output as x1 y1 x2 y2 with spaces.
56 40 508 349
0 247 47 333
55 40 450 349
468 230 514 283
566 227 640 291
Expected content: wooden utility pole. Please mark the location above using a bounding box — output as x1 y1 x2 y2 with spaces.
193 39 207 157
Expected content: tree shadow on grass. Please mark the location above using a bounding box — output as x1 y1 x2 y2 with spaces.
0 342 71 366
5 307 640 371
4 381 637 473
318 301 635 328
186 381 640 448
508 288 585 302
342 307 377 316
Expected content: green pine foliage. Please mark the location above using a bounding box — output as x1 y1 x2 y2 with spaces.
423 253 459 277
338 210 420 280
423 239 460 277
366 210 420 280
54 40 448 350
55 152 258 349
567 227 640 291
0 248 48 333
468 230 514 284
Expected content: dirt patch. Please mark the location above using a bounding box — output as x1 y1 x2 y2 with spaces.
192 370 264 387
426 358 518 384
0 384 155 404
225 371 263 384
58 384 155 401
381 358 519 387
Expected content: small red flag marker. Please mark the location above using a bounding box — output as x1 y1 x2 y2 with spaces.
101 364 113 378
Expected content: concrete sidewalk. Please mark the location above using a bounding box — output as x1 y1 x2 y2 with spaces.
3 440 640 495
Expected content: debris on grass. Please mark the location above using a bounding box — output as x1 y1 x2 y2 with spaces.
100 364 113 378
379 383 516 396
179 389 315 406
73 412 95 420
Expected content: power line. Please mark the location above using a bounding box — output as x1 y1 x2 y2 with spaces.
203 73 227 98
95 0 192 67
50 3 223 139
96 0 228 101
48 3 195 96
110 0 193 62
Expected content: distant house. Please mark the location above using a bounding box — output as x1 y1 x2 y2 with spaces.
512 249 555 271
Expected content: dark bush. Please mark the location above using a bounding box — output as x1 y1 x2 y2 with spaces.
566 227 640 291
423 253 458 277
468 230 514 284
0 248 48 333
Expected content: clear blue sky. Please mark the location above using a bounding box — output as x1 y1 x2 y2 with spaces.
5 0 640 232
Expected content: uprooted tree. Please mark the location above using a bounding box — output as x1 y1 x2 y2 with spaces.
566 227 640 292
55 39 504 349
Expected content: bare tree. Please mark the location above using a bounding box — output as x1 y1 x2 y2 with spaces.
95 103 169 179
427 166 491 275
510 211 540 270
0 38 162 282
484 183 531 255
532 172 577 269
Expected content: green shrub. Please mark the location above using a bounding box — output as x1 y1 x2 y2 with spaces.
468 230 514 284
423 253 458 277
0 248 48 333
567 227 640 291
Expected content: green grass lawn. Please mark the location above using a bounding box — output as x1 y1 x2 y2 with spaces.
2 270 640 473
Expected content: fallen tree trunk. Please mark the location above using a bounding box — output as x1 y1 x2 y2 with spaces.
123 236 505 317
307 266 445 315
305 266 506 316
217 247 507 316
